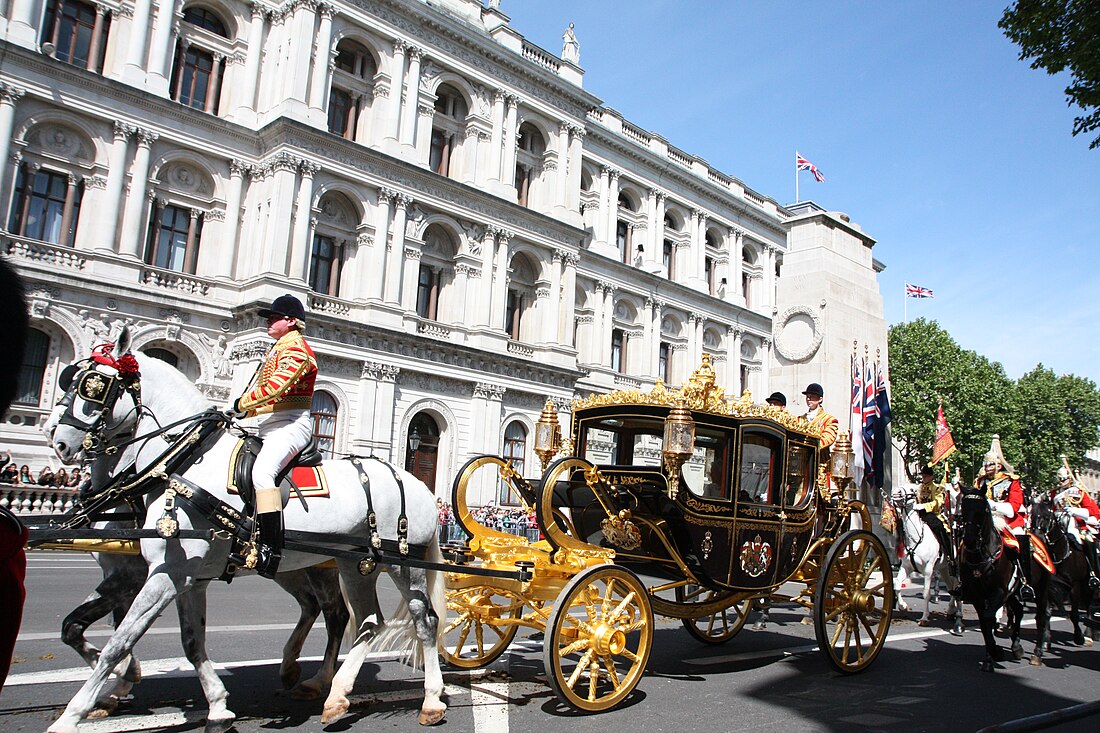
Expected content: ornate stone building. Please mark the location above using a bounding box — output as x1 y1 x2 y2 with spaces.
0 0 888 504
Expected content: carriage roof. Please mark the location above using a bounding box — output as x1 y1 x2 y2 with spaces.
568 354 823 444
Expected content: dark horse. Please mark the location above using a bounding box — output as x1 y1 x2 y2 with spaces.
954 485 1050 671
1030 498 1097 647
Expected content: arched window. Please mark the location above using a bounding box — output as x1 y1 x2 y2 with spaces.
8 166 83 246
418 225 457 322
430 84 467 177
168 7 230 114
144 348 179 368
659 341 671 384
500 421 527 504
16 328 50 406
310 391 338 459
182 7 227 36
309 235 342 296
405 413 441 493
662 239 674 280
309 192 356 297
611 328 625 373
504 252 538 341
41 0 110 73
514 122 545 207
329 40 376 139
145 203 201 273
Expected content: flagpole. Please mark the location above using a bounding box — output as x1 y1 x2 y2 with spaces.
795 152 800 204
903 283 908 324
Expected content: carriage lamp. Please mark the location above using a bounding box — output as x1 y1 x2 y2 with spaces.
662 398 696 501
830 431 855 501
409 427 421 452
534 399 562 472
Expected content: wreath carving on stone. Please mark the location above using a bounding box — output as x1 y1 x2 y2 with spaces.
772 302 825 362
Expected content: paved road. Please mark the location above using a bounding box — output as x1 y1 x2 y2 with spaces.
3 551 1100 732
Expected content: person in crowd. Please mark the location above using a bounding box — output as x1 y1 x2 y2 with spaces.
1 464 17 485
17 466 31 484
55 469 68 488
36 467 57 487
68 468 83 487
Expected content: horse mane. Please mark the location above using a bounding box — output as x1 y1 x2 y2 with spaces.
133 351 214 423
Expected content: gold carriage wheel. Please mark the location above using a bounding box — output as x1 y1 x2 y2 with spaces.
676 584 751 645
440 587 522 669
813 529 893 673
543 564 653 713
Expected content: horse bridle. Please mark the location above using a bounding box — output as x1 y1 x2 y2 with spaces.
56 344 144 457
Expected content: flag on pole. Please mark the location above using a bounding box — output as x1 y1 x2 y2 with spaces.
796 151 826 182
862 360 877 475
850 354 865 489
931 403 957 465
871 363 892 489
905 282 934 299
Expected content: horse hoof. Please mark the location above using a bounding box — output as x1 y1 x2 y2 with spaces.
1084 638 1095 648
980 660 995 673
419 705 447 726
204 716 235 733
1012 646 1024 661
918 619 929 627
321 697 349 724
87 708 111 720
1029 655 1043 667
950 627 964 637
752 622 766 631
280 661 302 689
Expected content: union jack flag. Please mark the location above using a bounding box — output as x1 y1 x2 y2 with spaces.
796 152 825 183
905 282 934 299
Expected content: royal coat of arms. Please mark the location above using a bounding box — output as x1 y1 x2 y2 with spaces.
739 534 773 578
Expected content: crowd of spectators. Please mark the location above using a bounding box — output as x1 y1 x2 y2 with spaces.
0 453 82 488
436 498 539 543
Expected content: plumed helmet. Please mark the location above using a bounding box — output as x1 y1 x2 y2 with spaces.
984 434 1015 474
258 294 306 322
1057 454 1075 484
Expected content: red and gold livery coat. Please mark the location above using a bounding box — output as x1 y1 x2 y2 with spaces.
978 471 1026 532
808 410 839 450
238 331 317 417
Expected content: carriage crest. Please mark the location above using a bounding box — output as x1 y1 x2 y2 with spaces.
739 534 773 578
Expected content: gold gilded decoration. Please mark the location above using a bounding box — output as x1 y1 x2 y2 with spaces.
701 530 714 560
358 557 377 575
601 510 642 550
82 374 107 399
572 355 821 440
739 534 773 578
155 515 179 538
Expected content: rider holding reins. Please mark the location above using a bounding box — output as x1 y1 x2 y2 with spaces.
232 294 317 577
977 435 1033 600
916 465 956 575
1051 456 1100 589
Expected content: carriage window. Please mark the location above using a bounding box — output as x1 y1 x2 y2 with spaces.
684 428 730 501
785 442 815 507
582 426 618 465
738 430 781 504
580 417 663 465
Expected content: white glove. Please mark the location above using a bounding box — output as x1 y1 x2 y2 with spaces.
1086 516 1100 529
1069 506 1090 520
989 500 1014 517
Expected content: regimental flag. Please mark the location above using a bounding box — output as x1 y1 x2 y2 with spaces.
931 403 957 465
796 151 826 183
905 282 934 299
871 364 892 490
850 355 865 489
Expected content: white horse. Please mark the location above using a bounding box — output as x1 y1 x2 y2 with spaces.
891 486 963 633
45 328 447 732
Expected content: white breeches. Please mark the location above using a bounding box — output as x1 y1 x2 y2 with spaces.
249 410 312 492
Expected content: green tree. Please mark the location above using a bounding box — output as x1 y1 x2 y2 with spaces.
1000 0 1100 149
888 319 1019 484
1015 367 1100 491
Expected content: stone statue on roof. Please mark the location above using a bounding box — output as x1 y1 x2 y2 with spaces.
562 22 580 64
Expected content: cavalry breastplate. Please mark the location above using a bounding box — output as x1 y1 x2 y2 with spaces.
987 476 1012 501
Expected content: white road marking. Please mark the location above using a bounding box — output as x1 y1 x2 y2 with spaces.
17 620 328 642
74 711 207 733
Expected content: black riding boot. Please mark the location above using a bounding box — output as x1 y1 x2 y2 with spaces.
1017 532 1034 601
930 518 956 574
254 510 283 578
1087 542 1100 590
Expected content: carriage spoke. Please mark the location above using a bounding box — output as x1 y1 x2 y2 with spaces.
841 619 853 664
559 638 590 657
610 591 636 621
602 654 622 689
566 648 596 688
830 614 845 646
454 621 472 654
619 647 642 664
443 613 468 635
474 621 485 656
858 611 879 641
602 577 618 617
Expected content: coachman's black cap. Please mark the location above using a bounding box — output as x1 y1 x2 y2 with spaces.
802 383 824 398
765 391 787 407
258 294 306 321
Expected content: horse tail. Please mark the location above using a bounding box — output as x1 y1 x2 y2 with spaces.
362 534 448 670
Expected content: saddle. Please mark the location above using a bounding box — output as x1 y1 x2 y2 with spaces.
230 436 324 512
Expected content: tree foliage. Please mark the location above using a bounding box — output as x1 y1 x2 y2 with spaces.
890 319 1100 488
1000 0 1100 149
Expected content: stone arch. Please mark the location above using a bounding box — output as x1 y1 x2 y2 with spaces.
742 240 761 265
612 296 642 327
617 186 642 212
16 112 101 167
22 312 79 410
130 325 210 382
663 207 686 232
701 324 725 352
399 398 459 497
740 335 760 361
312 181 367 224
507 241 548 280
150 152 222 202
329 28 384 75
315 190 361 230
409 211 461 246
180 1 240 39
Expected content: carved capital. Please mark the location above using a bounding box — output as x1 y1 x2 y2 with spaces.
473 382 506 400
0 83 26 105
113 121 134 141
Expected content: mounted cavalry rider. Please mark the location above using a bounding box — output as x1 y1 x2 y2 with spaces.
977 434 1032 599
1051 457 1100 589
916 464 956 574
232 294 317 577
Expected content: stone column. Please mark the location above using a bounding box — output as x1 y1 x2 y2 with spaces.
205 159 247 277
489 89 505 182
689 209 705 284
399 47 422 146
765 245 777 309
0 84 26 217
400 240 422 312
72 175 106 250
382 40 407 144
265 153 299 276
606 168 621 251
561 252 578 345
414 101 436 165
88 122 131 253
729 228 744 304
383 193 410 304
118 128 158 259
234 3 266 116
596 165 610 243
340 230 372 300
727 327 743 396
370 364 400 461
556 122 570 208
86 5 110 72
205 53 225 114
182 208 202 273
6 0 41 47
548 250 564 343
288 160 319 282
123 0 155 82
760 337 772 395
366 188 393 300
475 227 496 327
58 173 80 247
307 3 336 116
600 282 614 365
649 298 663 375
353 361 381 452
146 0 179 93
501 94 518 181
687 313 700 363
473 383 506 463
567 124 584 212
489 228 511 330
283 0 316 108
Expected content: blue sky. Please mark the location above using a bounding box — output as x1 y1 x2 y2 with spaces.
501 1 1100 384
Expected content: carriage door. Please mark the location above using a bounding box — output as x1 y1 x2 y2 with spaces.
405 413 440 493
731 426 784 589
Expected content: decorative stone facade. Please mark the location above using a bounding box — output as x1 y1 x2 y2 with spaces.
0 0 888 504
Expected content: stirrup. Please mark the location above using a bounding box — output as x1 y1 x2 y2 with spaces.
1089 574 1100 590
1019 581 1035 601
